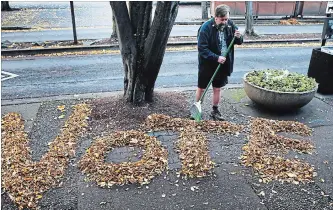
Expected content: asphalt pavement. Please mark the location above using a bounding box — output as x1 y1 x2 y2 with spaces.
1 47 315 100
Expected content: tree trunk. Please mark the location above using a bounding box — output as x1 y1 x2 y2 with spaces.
110 1 179 105
110 2 137 102
245 1 257 36
1 1 11 11
111 14 117 39
201 1 208 20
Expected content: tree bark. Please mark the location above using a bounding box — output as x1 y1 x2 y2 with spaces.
143 1 178 102
110 2 137 102
201 1 208 20
111 14 117 39
245 1 257 36
1 1 12 11
110 1 179 105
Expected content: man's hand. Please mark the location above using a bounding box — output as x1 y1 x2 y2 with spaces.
218 56 226 64
234 30 241 38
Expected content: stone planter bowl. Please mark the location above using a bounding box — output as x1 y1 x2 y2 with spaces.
243 72 318 110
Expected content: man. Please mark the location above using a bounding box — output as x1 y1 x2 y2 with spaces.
196 4 243 121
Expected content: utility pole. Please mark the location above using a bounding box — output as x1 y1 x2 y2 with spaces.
70 1 78 45
245 1 256 36
201 1 208 20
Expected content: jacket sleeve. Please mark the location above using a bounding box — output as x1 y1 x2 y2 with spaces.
230 21 243 45
198 27 219 61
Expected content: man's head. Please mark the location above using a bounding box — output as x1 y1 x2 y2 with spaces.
215 4 230 26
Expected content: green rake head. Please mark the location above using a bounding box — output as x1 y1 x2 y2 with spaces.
190 101 202 122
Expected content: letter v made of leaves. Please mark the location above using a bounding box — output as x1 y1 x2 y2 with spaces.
1 104 91 209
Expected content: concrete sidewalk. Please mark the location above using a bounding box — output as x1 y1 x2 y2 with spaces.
1 87 333 210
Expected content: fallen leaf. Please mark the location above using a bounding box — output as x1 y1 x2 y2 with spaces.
287 173 297 178
190 186 199 191
57 105 66 112
258 191 265 197
58 114 65 119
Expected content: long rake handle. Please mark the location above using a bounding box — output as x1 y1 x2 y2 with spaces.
199 36 236 102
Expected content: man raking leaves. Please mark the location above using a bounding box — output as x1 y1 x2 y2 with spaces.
191 4 243 122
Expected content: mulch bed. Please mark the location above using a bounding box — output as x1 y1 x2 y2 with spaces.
88 92 190 135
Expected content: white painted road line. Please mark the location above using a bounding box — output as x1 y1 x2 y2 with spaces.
1 71 19 81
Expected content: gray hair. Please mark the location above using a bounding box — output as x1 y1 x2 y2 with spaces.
215 4 230 17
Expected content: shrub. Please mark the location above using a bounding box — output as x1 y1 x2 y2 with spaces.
246 69 317 92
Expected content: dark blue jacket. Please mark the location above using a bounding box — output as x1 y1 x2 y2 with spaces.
198 18 243 76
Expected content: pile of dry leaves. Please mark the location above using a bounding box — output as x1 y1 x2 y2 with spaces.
142 114 243 134
79 113 244 185
279 18 301 25
142 114 244 178
78 130 168 187
1 104 91 209
2 100 316 209
241 118 315 184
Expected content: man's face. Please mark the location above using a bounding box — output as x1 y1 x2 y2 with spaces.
215 13 229 26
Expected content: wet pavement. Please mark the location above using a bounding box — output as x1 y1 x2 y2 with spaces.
1 88 333 210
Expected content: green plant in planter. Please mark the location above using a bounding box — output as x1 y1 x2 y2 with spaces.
246 69 317 92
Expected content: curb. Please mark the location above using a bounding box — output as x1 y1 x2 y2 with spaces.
1 26 32 30
1 38 321 56
2 83 331 106
1 84 244 105
174 19 324 25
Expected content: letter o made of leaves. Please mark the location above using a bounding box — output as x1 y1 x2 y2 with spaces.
79 130 168 187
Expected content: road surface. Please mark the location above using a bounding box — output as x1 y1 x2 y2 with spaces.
1 47 313 100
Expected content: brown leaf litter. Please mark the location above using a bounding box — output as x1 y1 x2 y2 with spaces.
142 114 244 178
279 18 301 25
78 130 168 187
79 113 244 185
1 104 91 209
241 118 315 184
1 91 319 209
